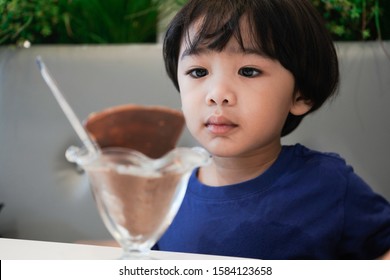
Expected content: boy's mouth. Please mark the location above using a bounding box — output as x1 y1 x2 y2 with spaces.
205 116 238 135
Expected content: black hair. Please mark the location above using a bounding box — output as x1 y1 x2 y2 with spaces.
163 0 339 136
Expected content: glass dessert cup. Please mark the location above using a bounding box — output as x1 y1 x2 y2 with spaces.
66 145 210 259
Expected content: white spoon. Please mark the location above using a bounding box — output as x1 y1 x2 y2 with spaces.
35 56 100 157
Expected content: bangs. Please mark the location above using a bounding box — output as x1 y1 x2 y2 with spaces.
181 1 276 58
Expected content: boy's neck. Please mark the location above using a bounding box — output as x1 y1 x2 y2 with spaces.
198 143 282 187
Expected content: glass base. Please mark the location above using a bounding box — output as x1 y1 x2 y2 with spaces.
119 249 157 260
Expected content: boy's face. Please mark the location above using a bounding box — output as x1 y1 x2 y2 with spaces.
177 19 311 158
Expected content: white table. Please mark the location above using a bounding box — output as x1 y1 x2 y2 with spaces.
0 238 241 260
2 238 388 280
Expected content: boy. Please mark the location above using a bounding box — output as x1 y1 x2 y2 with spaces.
153 0 390 259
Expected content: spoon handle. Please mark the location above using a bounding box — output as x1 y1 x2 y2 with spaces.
36 56 100 156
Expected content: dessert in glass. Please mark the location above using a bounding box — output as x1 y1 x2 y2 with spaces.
66 105 209 259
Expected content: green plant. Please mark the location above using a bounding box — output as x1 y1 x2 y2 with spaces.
0 0 62 45
310 0 389 40
1 0 389 45
0 0 167 45
62 0 160 44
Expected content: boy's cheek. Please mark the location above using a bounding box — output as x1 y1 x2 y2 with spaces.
181 104 195 123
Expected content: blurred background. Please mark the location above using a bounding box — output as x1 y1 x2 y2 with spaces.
0 0 389 243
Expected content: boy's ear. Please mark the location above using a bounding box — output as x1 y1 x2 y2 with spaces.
289 92 313 116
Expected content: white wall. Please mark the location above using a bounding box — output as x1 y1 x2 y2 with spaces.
0 42 389 243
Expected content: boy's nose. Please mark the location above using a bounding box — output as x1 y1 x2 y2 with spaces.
205 78 237 106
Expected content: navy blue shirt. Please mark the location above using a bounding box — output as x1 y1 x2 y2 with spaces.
154 144 390 259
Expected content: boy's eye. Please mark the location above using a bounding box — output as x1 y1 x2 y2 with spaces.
187 68 208 78
238 67 261 77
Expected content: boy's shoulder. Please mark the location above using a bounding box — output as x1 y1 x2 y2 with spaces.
278 144 362 194
284 143 352 175
288 143 346 162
